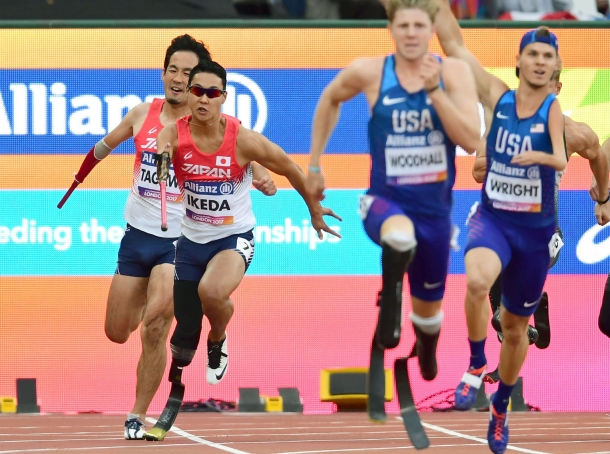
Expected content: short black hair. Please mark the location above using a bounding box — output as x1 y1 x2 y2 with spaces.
188 60 227 89
163 34 211 71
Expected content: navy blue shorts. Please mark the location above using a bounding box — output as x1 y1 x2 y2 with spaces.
174 231 255 282
464 206 555 317
115 224 178 277
360 195 451 302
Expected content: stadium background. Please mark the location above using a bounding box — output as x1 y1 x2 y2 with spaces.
0 24 609 414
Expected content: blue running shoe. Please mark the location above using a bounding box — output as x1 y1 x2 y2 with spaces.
124 418 146 440
488 396 509 454
454 365 486 411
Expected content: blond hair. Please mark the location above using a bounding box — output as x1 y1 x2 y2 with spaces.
551 55 563 83
386 0 439 22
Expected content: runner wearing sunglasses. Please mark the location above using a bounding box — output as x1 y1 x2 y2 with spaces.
153 59 341 403
57 35 276 440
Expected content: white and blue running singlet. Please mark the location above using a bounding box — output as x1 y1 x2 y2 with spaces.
367 55 457 217
482 90 557 227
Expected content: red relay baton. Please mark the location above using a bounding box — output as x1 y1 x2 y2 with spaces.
160 180 168 231
57 146 101 209
57 180 80 209
158 150 171 232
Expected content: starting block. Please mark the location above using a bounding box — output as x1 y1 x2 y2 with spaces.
16 378 40 414
320 367 393 411
238 388 303 413
0 397 17 413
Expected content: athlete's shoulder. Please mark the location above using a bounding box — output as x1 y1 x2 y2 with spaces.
440 56 470 73
343 56 384 80
564 116 599 155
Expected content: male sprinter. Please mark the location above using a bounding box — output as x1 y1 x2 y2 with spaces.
472 60 610 353
57 35 275 439
590 137 610 337
307 0 479 386
436 4 570 451
144 59 340 441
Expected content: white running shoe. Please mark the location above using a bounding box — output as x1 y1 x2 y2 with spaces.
124 418 146 440
206 334 228 385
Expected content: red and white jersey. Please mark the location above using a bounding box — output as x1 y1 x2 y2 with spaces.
173 114 255 243
124 98 182 238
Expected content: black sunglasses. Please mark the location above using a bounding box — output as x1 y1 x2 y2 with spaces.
187 85 227 98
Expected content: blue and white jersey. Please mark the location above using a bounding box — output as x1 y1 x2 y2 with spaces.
367 55 457 218
483 90 558 227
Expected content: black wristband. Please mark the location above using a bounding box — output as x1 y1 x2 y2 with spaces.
426 84 440 94
598 194 610 205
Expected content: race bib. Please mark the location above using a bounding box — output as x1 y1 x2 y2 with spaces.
137 151 182 202
485 170 541 212
184 180 235 226
359 195 375 220
235 236 254 263
385 145 447 185
548 231 564 259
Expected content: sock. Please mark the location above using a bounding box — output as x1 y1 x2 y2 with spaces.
410 311 443 335
127 413 141 421
492 380 516 414
468 338 487 370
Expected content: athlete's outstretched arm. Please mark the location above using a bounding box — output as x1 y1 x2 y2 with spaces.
239 128 341 239
250 162 277 196
435 0 508 110
511 100 567 171
155 124 179 161
427 57 480 153
57 102 150 208
308 58 376 201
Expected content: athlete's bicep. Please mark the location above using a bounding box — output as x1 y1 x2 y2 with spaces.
548 100 567 169
444 60 480 127
575 126 601 161
103 103 147 149
324 61 370 105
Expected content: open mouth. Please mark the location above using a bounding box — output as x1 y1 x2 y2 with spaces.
170 86 183 95
534 70 546 76
197 107 208 115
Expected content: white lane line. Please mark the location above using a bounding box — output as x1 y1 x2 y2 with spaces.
0 442 195 453
275 442 484 453
421 421 550 454
145 417 251 454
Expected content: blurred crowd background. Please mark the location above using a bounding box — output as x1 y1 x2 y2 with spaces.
6 0 609 21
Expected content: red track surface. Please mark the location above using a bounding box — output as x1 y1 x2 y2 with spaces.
1 412 609 453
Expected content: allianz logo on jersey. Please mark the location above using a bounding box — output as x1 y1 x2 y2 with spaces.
0 73 267 136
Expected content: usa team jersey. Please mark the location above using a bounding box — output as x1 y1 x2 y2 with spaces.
173 114 255 244
124 98 182 237
482 90 558 227
367 55 457 218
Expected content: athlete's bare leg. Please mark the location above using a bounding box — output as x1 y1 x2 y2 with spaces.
411 296 441 317
464 247 501 342
131 263 174 416
199 250 245 342
105 275 148 344
497 306 530 385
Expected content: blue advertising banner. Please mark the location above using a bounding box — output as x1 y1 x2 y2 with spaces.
0 69 369 155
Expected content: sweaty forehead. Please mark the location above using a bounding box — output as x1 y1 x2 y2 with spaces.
168 51 199 69
192 72 223 87
392 7 432 24
521 42 557 55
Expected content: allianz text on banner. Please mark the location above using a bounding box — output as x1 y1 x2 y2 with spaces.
0 189 607 276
